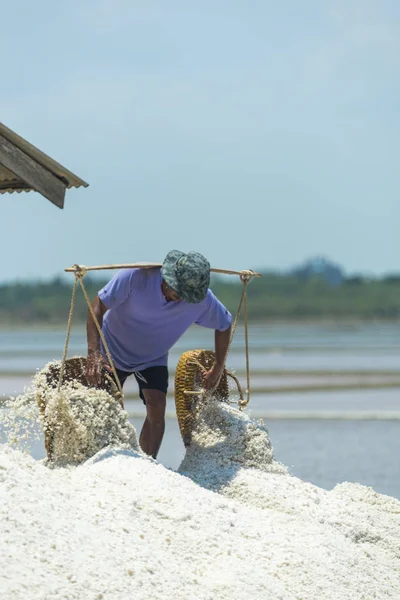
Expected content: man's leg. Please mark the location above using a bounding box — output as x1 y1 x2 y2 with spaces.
139 389 166 459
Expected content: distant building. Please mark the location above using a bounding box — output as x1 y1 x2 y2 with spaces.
292 256 345 286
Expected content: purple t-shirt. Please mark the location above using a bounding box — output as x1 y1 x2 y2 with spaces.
98 268 232 371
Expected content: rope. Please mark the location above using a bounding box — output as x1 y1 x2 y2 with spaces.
226 271 254 409
57 275 79 392
240 272 252 408
78 275 123 398
57 264 123 399
225 370 245 405
183 270 254 409
182 365 245 405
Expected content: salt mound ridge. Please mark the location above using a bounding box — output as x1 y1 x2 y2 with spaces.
1 399 399 599
181 401 400 565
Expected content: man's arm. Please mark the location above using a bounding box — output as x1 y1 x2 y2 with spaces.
86 296 111 385
203 324 232 391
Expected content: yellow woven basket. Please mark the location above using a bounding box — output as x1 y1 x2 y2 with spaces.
174 349 230 447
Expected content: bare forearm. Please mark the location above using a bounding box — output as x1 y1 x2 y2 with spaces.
214 325 231 368
86 297 110 385
87 296 107 354
203 326 232 390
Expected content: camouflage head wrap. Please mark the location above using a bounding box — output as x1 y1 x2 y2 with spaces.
161 250 210 303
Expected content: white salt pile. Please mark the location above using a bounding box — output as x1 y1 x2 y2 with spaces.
1 362 138 466
180 401 400 567
36 381 139 465
0 388 42 453
1 398 400 599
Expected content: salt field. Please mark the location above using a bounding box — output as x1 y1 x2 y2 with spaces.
1 401 400 599
1 323 400 598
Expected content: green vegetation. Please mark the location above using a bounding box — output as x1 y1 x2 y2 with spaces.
0 272 400 325
0 277 102 324
211 272 400 321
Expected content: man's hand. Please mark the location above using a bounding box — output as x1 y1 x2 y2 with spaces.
202 363 224 393
86 349 112 386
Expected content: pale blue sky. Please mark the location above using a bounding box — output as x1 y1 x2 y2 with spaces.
1 0 399 282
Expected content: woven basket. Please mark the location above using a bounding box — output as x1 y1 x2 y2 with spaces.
174 349 229 447
36 356 121 460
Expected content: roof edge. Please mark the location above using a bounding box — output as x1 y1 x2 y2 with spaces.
0 121 89 189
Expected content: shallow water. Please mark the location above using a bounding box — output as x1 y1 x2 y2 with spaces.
1 323 400 373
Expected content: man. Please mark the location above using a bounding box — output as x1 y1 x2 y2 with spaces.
86 250 232 459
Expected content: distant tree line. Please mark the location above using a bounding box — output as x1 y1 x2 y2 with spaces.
211 272 400 321
1 270 400 324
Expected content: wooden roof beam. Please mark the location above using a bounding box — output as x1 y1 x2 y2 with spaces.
0 134 67 208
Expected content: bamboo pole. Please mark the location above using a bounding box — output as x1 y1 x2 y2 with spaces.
64 263 262 277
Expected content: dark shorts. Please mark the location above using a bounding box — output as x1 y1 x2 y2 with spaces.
113 365 169 403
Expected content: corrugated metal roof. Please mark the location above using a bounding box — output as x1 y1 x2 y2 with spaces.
0 121 88 207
